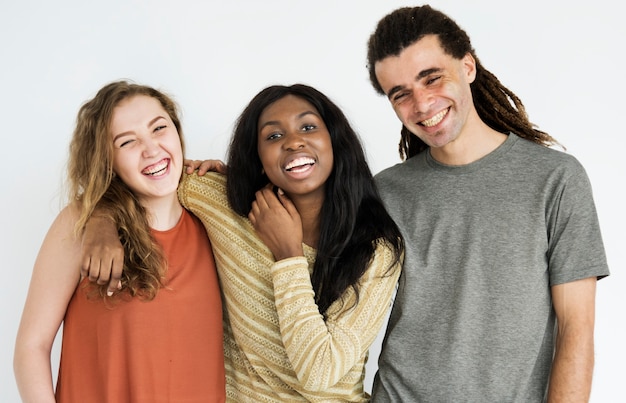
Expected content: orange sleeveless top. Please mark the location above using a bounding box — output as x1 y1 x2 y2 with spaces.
55 209 225 402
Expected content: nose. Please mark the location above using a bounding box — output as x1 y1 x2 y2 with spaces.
141 137 160 157
282 132 305 151
412 88 434 114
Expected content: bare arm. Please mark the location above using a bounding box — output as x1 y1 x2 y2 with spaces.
81 159 226 291
82 160 226 290
14 206 83 402
80 213 124 296
547 277 597 403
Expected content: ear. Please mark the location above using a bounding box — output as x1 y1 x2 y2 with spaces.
462 53 477 84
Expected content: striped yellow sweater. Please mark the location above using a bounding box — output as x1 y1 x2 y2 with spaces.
178 172 401 402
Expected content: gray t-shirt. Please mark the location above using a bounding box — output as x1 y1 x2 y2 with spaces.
372 133 609 402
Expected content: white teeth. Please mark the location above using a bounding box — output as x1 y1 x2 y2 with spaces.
143 160 168 176
285 157 315 171
420 109 448 127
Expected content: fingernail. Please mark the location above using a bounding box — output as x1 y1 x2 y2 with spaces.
107 290 113 297
277 188 284 195
117 280 122 289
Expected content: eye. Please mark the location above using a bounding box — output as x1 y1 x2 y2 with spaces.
266 131 282 141
302 124 316 132
426 75 442 85
392 92 409 105
117 139 135 148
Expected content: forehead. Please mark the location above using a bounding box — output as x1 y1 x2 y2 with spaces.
110 95 167 130
374 35 451 91
259 95 318 122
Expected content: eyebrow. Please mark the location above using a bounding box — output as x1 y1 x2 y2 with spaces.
386 67 443 100
259 110 319 130
112 115 167 142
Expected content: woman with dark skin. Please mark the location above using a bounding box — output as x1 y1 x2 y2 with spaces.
83 84 404 402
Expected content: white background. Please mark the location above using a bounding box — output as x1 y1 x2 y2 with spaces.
1 1 623 401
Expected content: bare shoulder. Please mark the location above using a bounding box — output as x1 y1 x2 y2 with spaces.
44 204 81 240
36 203 83 274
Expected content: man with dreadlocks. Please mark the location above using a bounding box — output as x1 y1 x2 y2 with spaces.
366 5 609 403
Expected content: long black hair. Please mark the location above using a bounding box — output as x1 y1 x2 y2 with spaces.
226 84 403 315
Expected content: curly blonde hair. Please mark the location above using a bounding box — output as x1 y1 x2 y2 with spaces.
67 80 185 300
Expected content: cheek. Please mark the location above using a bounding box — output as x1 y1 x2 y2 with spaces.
256 155 273 181
112 160 131 181
258 144 279 167
170 140 184 162
112 150 137 180
327 154 334 173
393 103 413 124
318 138 334 169
111 153 123 176
260 162 282 186
454 86 473 113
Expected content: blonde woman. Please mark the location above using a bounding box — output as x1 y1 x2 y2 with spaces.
14 81 225 402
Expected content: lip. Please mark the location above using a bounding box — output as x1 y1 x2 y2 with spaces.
281 153 317 179
282 153 316 171
418 107 450 128
142 158 170 177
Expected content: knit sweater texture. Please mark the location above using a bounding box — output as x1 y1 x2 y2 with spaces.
179 172 401 402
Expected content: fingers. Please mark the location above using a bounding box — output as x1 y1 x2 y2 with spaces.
197 160 227 176
276 188 298 216
249 185 298 229
80 255 93 282
80 253 109 284
183 159 227 175
81 212 125 295
248 187 276 227
215 161 228 174
184 159 199 174
107 258 123 297
248 200 259 225
79 249 124 296
101 246 124 296
256 187 273 208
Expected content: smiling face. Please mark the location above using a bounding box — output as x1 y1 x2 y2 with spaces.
374 34 477 152
110 95 183 206
256 94 333 202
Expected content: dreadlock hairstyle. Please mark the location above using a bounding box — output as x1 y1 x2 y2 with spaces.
366 5 560 160
226 84 404 315
68 80 185 300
